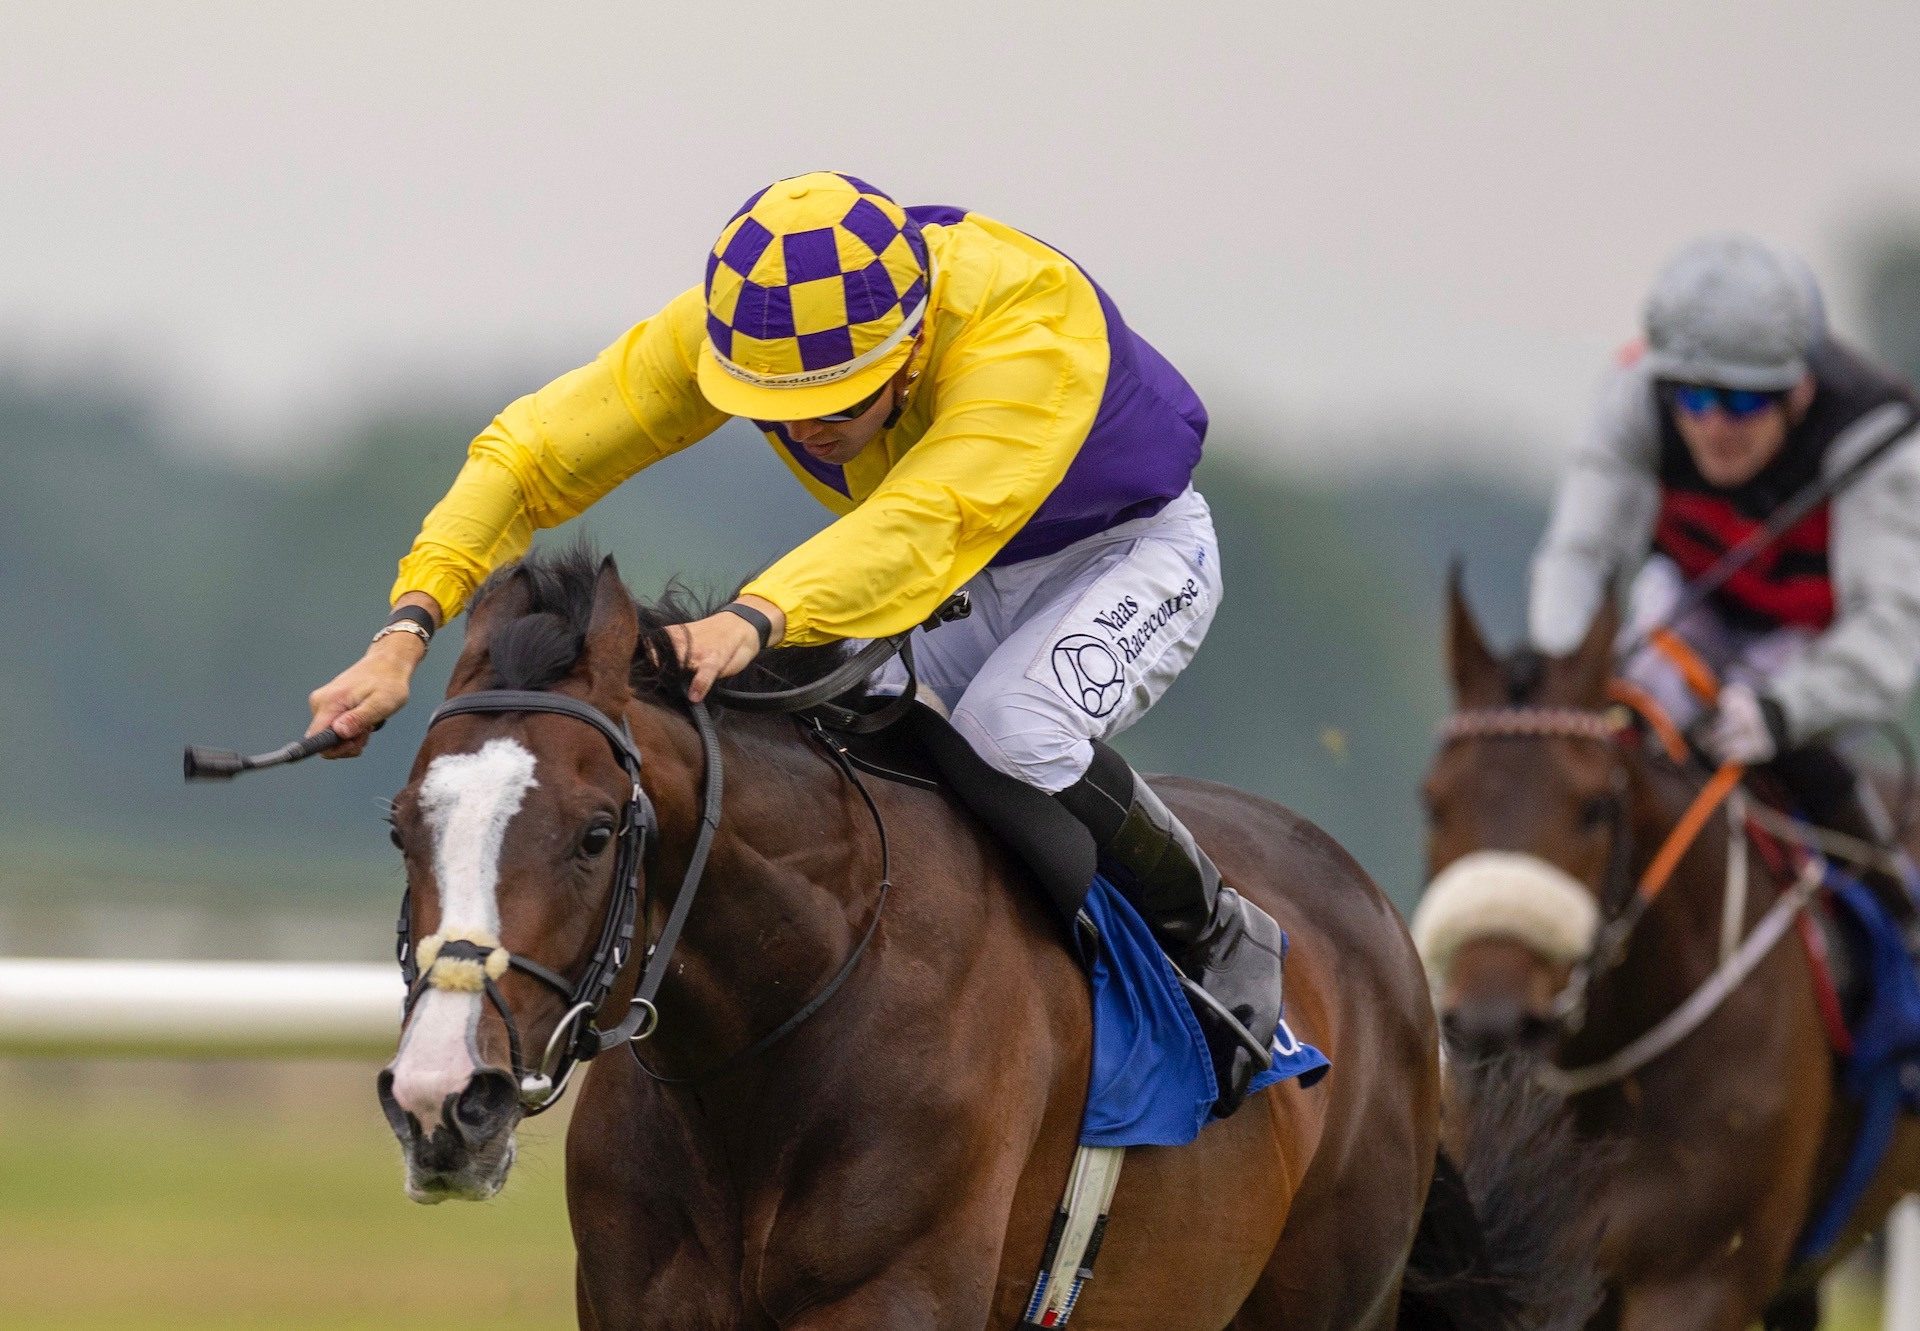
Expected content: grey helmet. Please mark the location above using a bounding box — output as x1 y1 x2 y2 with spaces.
1643 233 1820 390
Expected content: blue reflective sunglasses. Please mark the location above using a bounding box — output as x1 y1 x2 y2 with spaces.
814 382 889 423
1668 383 1783 420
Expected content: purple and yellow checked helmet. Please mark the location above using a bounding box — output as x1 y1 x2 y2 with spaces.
696 172 931 421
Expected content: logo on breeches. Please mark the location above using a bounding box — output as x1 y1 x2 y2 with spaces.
1052 634 1125 717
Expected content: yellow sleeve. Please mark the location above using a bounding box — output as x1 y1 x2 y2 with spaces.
740 307 1109 645
392 287 725 618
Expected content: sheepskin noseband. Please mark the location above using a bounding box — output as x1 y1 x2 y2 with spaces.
417 929 512 993
1411 850 1599 981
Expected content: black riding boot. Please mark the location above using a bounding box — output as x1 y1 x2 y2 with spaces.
1766 743 1920 953
1054 741 1285 1115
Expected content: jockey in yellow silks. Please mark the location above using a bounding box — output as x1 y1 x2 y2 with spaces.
308 173 1285 1112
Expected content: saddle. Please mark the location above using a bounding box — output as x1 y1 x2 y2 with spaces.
806 702 1103 953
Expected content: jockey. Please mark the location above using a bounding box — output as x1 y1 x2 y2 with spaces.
307 171 1284 1111
1530 232 1920 938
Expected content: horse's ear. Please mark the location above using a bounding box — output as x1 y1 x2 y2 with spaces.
1559 588 1620 706
1446 562 1503 708
446 570 531 696
582 557 639 710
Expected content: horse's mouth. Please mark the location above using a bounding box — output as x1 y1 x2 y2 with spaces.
402 1134 517 1204
378 1067 522 1204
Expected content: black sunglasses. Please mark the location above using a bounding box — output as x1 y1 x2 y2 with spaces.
814 382 889 424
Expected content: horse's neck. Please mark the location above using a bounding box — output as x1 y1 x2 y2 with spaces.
632 707 885 1081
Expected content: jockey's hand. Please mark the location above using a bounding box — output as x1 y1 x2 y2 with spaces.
666 597 785 704
1699 681 1788 766
307 632 426 759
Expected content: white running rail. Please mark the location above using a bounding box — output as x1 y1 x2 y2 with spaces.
1 955 1917 1322
1890 1196 1920 1329
0 958 399 1058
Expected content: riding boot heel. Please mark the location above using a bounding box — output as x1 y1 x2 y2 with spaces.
1055 742 1287 1115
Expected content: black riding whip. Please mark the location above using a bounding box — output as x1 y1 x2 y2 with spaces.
183 726 371 780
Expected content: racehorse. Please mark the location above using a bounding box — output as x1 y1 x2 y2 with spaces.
1421 573 1920 1330
375 545 1593 1329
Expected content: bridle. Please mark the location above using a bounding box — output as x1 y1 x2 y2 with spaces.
1436 697 1691 1033
1436 695 1837 1098
394 650 914 1116
397 689 720 1116
186 595 968 1119
1439 703 1641 921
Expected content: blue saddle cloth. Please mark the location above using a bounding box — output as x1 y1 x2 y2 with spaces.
1076 875 1328 1149
1796 867 1920 1263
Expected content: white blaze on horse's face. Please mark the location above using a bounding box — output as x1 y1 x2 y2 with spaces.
386 737 539 1135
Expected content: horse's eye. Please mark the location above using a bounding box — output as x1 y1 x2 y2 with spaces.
1580 796 1616 830
581 823 615 857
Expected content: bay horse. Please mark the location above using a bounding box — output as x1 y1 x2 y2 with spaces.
1420 574 1920 1330
376 546 1591 1329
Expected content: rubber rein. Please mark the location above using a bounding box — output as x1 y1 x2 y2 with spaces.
1438 684 1823 1097
404 689 713 1113
183 594 970 1112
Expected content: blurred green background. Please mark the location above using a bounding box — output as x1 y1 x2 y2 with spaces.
3 232 1917 1327
8 5 1920 1320
7 227 1920 917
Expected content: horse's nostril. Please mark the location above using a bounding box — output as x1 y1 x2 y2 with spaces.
376 1068 416 1141
451 1069 520 1143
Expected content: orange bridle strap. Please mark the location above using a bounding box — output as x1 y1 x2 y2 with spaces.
1604 679 1690 764
1636 761 1745 903
1608 640 1743 901
1647 628 1722 706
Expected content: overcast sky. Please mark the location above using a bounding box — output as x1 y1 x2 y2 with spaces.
6 2 1920 482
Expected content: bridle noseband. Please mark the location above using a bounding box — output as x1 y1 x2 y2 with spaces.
1437 703 1648 1030
396 681 896 1115
394 601 972 1115
398 688 719 1116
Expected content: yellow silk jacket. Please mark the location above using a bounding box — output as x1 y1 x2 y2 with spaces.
394 207 1208 645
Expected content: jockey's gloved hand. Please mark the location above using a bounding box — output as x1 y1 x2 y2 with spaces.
1699 681 1790 766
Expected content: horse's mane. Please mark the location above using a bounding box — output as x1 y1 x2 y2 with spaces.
470 543 856 709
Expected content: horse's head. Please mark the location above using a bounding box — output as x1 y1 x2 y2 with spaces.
377 555 652 1202
1414 571 1626 1060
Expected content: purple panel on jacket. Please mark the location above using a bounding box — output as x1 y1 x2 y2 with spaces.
905 206 1206 564
756 420 851 497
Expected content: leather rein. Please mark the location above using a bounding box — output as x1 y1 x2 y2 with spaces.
396 601 971 1115
1437 694 1761 1051
399 689 715 1115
